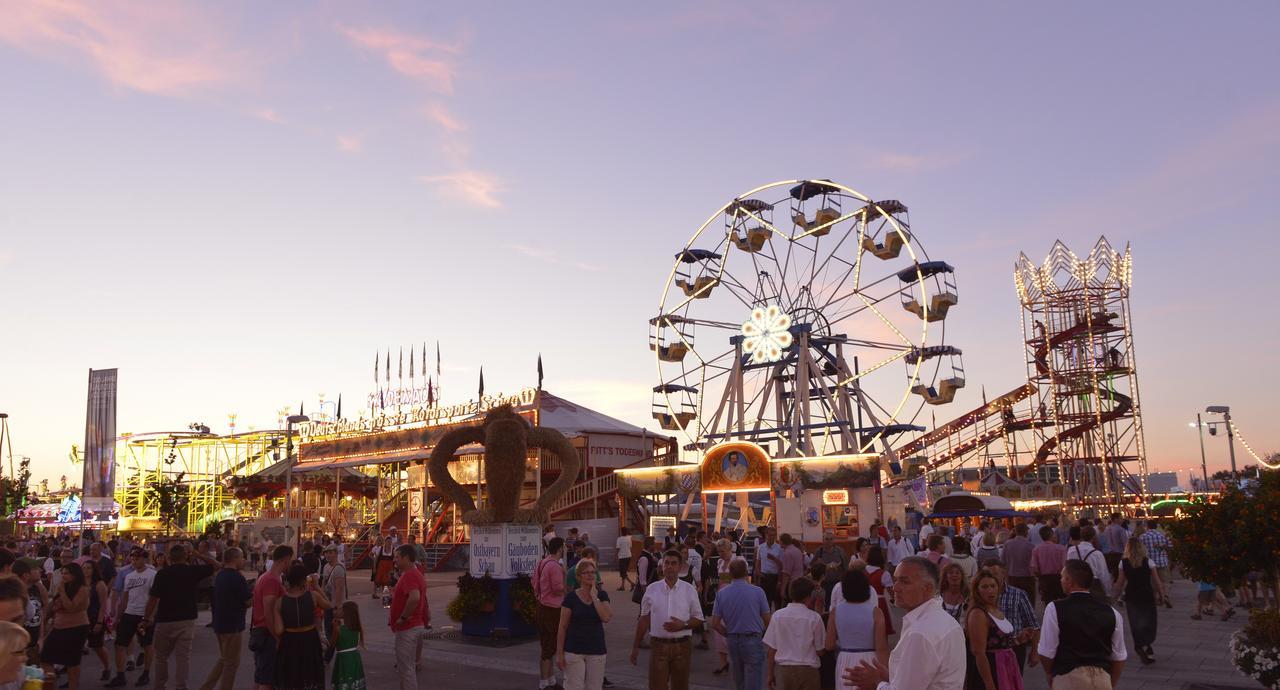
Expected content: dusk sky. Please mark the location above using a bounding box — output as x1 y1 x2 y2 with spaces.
1 1 1277 486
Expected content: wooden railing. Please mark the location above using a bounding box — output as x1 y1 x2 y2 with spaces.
546 473 617 516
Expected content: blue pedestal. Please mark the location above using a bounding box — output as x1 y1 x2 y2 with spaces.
460 577 537 638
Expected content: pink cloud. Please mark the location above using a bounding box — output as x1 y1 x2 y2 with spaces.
253 107 286 124
1027 102 1280 238
0 0 236 96
425 102 465 133
418 171 502 208
339 25 459 94
336 134 363 153
868 149 972 173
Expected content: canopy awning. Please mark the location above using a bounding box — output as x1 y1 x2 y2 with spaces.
927 491 1029 518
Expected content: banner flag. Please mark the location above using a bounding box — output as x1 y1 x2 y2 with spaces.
537 354 544 390
82 369 118 515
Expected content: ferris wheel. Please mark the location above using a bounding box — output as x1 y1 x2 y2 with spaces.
650 179 965 463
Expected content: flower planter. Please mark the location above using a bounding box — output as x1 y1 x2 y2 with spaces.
459 578 536 638
1229 630 1280 689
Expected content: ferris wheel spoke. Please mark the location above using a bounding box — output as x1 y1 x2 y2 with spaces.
715 269 767 312
855 294 915 348
805 226 858 299
835 349 911 387
820 279 917 327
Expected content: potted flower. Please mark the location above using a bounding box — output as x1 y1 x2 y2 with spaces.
1229 608 1280 688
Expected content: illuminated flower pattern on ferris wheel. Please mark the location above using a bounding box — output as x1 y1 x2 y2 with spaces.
741 305 793 364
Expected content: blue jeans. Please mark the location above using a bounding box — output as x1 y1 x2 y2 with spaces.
727 633 764 690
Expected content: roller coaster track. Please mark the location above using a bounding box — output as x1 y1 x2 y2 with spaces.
892 311 1130 479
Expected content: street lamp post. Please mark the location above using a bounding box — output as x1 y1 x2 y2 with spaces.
284 414 310 548
1194 413 1209 491
1206 406 1238 477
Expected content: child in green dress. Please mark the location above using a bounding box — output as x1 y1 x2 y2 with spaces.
330 601 366 690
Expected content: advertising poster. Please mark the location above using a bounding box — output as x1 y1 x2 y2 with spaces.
82 368 118 513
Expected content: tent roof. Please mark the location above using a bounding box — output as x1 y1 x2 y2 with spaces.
538 392 650 437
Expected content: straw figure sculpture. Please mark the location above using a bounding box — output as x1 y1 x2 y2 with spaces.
427 404 581 525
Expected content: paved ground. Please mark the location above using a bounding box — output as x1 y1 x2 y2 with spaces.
70 570 1257 689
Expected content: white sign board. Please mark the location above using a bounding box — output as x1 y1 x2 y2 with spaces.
470 524 544 578
504 524 543 577
648 515 677 539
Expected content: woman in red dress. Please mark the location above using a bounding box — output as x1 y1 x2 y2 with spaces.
864 546 895 636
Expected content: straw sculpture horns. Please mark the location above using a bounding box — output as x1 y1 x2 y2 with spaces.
427 404 581 525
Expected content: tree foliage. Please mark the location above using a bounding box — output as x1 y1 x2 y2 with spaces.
1169 470 1280 587
0 457 33 517
146 472 189 534
1212 464 1259 481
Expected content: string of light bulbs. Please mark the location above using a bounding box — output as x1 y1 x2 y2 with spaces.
1227 419 1279 470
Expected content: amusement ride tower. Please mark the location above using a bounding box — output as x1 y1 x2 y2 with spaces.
1014 237 1148 506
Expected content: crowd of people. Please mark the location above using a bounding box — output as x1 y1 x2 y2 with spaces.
535 510 1266 690
0 508 1265 690
0 527 434 690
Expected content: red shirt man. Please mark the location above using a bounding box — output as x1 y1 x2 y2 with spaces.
390 549 429 631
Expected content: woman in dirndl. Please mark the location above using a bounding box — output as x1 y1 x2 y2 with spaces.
330 601 366 690
371 537 395 595
272 564 333 690
965 570 1023 690
863 546 896 636
825 568 888 684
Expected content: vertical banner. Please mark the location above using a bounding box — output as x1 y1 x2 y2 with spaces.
82 369 118 518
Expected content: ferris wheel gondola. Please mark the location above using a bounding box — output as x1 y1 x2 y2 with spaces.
651 180 964 463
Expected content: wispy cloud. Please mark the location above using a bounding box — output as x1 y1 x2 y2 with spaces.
867 149 972 173
339 25 459 94
504 244 605 273
425 102 465 133
418 171 503 208
1027 102 1280 237
336 133 364 153
0 0 236 97
253 107 285 124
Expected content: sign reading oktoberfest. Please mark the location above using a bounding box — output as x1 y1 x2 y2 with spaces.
700 441 771 493
469 524 542 578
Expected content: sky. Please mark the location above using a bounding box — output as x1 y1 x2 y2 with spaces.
1 1 1278 488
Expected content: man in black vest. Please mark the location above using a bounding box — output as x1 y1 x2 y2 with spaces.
1037 560 1127 689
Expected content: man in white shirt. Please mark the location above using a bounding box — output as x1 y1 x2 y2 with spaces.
616 527 635 591
1027 516 1045 546
917 519 935 552
631 549 704 689
886 526 915 570
108 549 158 687
1037 560 1127 689
844 556 966 690
763 577 825 689
755 528 784 611
1066 526 1112 600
